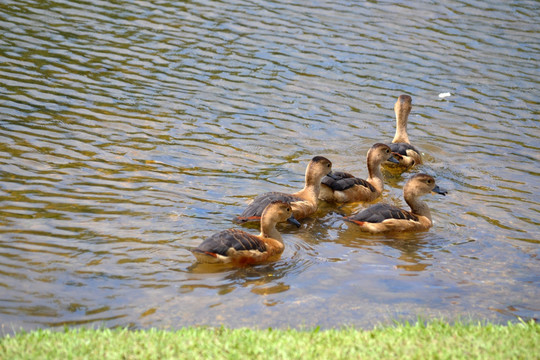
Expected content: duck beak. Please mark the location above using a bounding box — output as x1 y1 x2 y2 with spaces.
391 152 403 160
387 154 400 164
287 215 301 228
432 185 447 196
325 171 337 180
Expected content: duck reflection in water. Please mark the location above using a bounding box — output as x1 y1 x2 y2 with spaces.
184 258 294 299
336 225 436 274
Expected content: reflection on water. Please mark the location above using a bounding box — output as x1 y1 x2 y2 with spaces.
1 0 539 331
187 262 292 297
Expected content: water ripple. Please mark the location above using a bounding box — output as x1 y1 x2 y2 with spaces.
0 0 538 331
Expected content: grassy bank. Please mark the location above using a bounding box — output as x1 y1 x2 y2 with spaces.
1 320 538 359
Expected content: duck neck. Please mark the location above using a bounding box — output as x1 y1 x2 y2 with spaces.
366 156 384 194
404 195 431 221
393 107 411 144
260 219 282 242
302 171 322 203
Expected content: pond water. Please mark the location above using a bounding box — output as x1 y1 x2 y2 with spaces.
0 0 538 332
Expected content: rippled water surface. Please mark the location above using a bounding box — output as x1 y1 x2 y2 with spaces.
0 0 539 331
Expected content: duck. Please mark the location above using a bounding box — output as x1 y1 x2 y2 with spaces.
344 173 446 233
384 94 422 170
318 143 399 203
192 201 301 265
234 156 332 223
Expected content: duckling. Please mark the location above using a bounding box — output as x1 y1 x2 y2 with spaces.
384 95 422 170
234 156 332 223
344 173 446 233
193 201 300 265
319 143 399 203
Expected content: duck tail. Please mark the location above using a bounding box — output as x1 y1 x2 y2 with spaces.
192 248 218 258
344 218 365 226
233 215 261 223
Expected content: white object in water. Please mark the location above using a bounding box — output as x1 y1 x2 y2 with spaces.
438 92 451 98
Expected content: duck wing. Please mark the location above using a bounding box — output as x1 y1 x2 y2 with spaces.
193 229 266 256
346 203 418 223
234 192 303 223
389 143 420 156
322 171 375 192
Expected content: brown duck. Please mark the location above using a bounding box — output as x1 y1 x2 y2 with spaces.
319 143 398 203
193 201 300 265
234 156 332 223
384 95 422 170
344 173 446 233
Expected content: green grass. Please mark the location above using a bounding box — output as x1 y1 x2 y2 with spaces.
1 320 538 359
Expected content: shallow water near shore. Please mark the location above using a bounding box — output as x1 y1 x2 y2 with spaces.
0 0 538 332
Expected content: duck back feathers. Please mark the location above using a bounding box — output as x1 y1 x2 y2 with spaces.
193 229 266 257
389 142 421 157
345 203 418 224
235 192 303 223
321 171 376 192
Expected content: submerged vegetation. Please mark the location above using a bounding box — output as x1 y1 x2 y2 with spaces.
1 320 538 359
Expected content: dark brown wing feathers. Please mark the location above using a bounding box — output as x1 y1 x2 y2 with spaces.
193 229 266 256
234 192 303 223
322 171 375 192
345 203 418 223
389 143 420 156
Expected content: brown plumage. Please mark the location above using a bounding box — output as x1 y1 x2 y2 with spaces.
384 95 422 170
234 156 332 223
192 201 300 265
319 143 398 203
344 173 446 233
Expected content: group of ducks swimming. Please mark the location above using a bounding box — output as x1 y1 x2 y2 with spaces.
191 95 447 266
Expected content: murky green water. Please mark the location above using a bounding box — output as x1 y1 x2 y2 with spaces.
0 0 538 332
